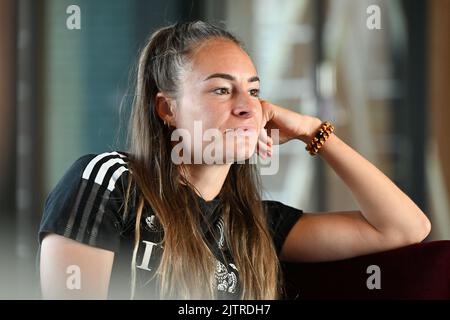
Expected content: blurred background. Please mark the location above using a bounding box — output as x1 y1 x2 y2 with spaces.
0 0 449 299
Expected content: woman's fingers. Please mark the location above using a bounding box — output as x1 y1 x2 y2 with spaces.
266 135 273 147
257 140 269 158
257 142 270 158
257 128 272 158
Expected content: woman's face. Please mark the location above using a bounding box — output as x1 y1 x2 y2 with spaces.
173 38 262 164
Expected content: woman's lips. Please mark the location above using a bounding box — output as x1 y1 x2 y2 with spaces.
223 126 257 136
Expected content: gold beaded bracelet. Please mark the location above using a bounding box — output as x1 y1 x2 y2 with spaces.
305 121 335 156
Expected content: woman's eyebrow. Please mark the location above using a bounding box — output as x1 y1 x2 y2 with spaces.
203 73 260 83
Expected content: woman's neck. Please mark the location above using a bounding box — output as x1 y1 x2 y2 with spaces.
183 163 232 201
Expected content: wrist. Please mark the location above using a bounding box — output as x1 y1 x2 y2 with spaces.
305 121 335 156
297 117 323 144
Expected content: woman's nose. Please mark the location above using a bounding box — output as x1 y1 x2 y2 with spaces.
232 94 258 118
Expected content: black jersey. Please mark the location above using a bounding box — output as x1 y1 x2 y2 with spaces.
38 151 303 299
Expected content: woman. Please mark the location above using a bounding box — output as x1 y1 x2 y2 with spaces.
39 21 431 300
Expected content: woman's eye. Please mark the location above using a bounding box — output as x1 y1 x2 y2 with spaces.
250 89 260 97
213 88 230 95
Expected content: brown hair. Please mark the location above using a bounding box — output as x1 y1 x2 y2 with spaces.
124 21 282 299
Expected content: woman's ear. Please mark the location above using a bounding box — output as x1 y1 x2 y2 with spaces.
155 92 176 126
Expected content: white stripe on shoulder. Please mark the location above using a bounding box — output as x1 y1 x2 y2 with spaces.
107 166 129 191
82 151 127 180
94 157 128 186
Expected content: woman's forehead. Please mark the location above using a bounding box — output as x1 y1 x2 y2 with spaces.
188 39 257 79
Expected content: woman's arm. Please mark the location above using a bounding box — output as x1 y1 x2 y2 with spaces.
281 132 431 262
40 234 114 299
317 131 430 241
259 100 431 262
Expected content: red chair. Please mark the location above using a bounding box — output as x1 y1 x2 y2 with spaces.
282 240 450 299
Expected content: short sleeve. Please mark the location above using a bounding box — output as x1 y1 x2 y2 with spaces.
263 200 304 257
38 151 130 253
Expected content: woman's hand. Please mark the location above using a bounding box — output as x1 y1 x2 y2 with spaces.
256 99 322 158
